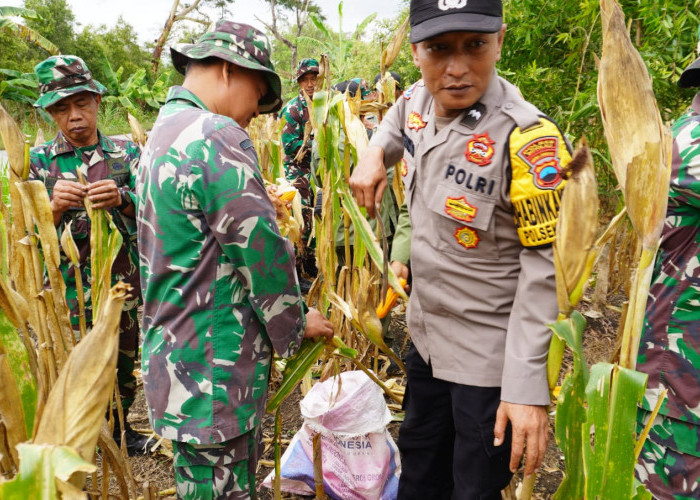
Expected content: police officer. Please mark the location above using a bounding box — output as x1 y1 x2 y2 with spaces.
634 54 700 497
350 1 571 497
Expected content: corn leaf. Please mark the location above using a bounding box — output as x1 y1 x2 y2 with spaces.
266 339 326 413
0 443 95 500
33 283 128 470
552 311 588 500
339 184 407 301
381 17 409 71
0 309 37 439
582 363 648 499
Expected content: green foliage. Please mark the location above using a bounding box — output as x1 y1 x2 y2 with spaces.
500 0 700 213
0 5 58 55
0 68 38 105
101 59 174 112
23 0 75 54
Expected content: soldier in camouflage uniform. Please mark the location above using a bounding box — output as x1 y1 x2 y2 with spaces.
280 58 319 287
136 21 333 499
635 55 700 499
29 55 153 456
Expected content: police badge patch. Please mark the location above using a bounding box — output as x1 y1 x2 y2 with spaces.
517 136 564 190
445 196 477 223
407 111 427 131
465 132 495 166
454 226 480 250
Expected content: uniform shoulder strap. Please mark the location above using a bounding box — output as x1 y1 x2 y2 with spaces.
508 115 571 248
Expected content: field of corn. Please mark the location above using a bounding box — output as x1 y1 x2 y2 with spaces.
0 0 689 497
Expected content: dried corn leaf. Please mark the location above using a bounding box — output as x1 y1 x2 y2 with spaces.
33 283 128 468
598 0 670 249
17 181 75 350
381 17 409 71
0 104 26 179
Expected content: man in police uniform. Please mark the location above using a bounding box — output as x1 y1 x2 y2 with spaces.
29 55 153 456
280 58 320 289
350 1 570 497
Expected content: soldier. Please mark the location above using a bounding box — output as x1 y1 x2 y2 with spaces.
280 58 320 290
635 54 700 498
136 20 333 499
350 0 571 497
29 55 152 456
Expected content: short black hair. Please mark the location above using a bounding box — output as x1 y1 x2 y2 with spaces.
373 71 402 89
185 56 223 76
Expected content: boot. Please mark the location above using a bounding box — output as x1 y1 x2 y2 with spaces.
112 409 156 456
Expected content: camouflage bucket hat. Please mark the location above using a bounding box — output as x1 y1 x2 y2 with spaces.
34 55 106 109
296 58 319 81
171 19 283 114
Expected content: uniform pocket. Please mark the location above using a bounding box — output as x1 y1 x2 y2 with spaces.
425 182 499 260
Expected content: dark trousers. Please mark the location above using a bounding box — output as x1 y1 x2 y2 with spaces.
398 346 513 500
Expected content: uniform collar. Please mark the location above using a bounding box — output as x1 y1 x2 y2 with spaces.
48 130 116 159
165 85 210 111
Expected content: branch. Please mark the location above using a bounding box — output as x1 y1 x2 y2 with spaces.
256 16 295 50
174 0 204 21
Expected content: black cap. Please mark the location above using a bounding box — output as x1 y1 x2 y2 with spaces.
678 56 700 88
374 71 402 89
409 0 503 43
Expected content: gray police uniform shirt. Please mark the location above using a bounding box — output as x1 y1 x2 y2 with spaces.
371 73 571 405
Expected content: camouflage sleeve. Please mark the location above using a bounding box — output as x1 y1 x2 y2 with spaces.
669 114 700 208
390 200 411 265
123 141 140 206
281 101 305 161
192 125 306 357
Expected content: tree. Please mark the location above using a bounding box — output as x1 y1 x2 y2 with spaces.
256 0 323 77
151 0 234 73
23 0 75 54
0 5 58 54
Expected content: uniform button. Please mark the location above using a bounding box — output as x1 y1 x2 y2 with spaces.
505 103 514 109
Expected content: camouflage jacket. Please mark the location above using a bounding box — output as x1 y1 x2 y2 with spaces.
280 91 313 177
638 92 700 452
136 86 306 444
29 131 141 308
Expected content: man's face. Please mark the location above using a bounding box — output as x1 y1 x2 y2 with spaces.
47 91 100 147
298 72 317 99
224 63 268 128
411 28 505 117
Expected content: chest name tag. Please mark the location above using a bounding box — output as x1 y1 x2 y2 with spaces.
509 117 570 247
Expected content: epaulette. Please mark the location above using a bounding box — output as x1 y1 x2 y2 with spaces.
508 116 571 248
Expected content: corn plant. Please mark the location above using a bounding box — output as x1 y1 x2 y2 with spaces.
545 0 672 497
0 103 135 498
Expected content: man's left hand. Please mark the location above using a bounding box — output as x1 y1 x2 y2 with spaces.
87 179 121 209
493 401 549 477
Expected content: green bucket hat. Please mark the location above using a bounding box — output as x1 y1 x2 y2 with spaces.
296 58 319 81
33 55 106 109
171 19 283 114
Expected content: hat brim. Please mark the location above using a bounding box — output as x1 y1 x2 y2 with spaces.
296 67 319 81
678 56 700 88
34 80 106 109
409 13 502 43
171 44 283 114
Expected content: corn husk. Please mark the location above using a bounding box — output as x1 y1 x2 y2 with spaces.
127 112 148 147
381 17 409 73
597 0 671 369
33 283 128 470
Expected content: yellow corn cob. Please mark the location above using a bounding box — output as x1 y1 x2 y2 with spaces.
278 189 297 203
376 278 407 319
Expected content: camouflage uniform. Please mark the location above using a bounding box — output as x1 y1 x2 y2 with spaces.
636 90 700 499
138 21 303 499
280 59 319 271
29 55 141 411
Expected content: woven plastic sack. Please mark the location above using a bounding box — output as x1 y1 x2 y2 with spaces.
262 370 401 499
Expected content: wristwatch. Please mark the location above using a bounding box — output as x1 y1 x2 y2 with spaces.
118 187 132 211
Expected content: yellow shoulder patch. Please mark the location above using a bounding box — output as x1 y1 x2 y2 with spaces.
509 117 570 248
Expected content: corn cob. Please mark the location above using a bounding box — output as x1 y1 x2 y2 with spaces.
376 278 407 319
278 189 297 203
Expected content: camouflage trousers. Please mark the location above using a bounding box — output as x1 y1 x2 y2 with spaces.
67 287 139 410
173 429 262 500
635 410 700 499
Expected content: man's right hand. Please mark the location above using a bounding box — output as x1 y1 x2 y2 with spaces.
50 180 87 223
349 145 387 218
303 307 334 341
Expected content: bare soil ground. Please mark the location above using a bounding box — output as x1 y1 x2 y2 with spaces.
107 299 621 499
